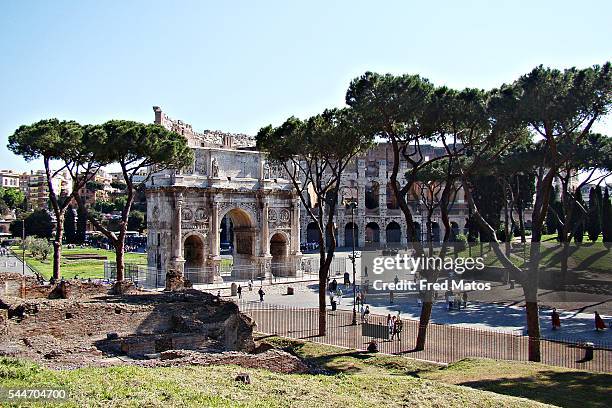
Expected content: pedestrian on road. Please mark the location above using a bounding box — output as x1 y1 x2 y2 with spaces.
237 285 242 299
336 288 342 304
595 311 606 331
249 279 253 291
258 287 265 302
462 291 468 309
551 308 561 330
361 305 370 323
393 315 403 341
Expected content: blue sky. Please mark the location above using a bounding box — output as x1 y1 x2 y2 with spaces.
1 0 610 171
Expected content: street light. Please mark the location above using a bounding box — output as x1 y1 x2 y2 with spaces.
22 219 25 297
348 200 358 325
343 186 358 326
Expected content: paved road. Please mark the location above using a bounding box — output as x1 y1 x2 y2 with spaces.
0 251 35 276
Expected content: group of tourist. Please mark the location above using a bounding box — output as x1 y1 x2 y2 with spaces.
327 278 346 310
551 308 610 332
386 312 403 340
444 290 469 311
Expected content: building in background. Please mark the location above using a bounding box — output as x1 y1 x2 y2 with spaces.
20 170 71 210
0 170 20 189
77 168 113 207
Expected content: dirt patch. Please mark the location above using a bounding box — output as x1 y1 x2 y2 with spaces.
0 288 271 370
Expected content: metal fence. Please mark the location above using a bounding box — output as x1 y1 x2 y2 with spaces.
239 302 612 373
104 259 329 290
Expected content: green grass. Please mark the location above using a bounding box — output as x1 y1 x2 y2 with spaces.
265 336 436 375
11 246 147 280
453 241 611 274
421 358 611 408
0 357 551 408
267 337 611 408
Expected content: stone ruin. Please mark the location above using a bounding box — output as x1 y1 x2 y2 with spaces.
0 283 307 373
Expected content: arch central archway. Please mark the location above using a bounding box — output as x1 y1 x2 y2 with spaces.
220 208 257 268
270 232 290 276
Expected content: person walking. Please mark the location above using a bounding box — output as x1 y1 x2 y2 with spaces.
248 279 253 291
258 287 265 302
389 316 396 340
462 291 468 309
551 308 561 330
237 285 242 300
393 314 403 341
361 305 370 323
595 311 606 331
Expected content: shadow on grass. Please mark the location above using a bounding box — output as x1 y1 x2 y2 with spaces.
270 337 432 376
459 370 611 408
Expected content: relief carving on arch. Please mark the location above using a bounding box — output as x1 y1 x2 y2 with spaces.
182 206 210 231
268 207 291 228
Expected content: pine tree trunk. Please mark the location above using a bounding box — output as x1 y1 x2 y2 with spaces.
525 300 541 362
415 290 433 351
115 237 125 282
318 272 327 336
52 214 64 281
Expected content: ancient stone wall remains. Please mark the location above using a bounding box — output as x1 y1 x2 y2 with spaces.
1 290 255 356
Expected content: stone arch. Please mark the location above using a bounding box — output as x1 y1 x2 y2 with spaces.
450 221 460 240
365 222 380 246
427 221 440 242
412 221 422 242
270 231 290 276
365 181 380 209
306 222 319 244
345 222 359 248
386 181 399 209
220 207 257 266
386 221 401 244
184 233 206 270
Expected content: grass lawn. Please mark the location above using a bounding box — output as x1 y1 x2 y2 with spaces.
421 358 611 408
0 357 551 408
453 241 611 274
11 246 147 280
1 336 609 406
266 337 611 408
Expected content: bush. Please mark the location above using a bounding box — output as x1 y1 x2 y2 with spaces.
27 238 52 261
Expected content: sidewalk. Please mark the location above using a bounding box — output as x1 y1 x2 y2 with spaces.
0 252 34 276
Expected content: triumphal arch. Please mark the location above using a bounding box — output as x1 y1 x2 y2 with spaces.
145 107 302 284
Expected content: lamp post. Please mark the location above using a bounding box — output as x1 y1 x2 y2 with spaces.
342 186 358 326
22 218 25 298
349 200 357 325
21 219 25 277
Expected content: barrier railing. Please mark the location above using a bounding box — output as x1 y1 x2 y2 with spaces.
239 301 612 373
